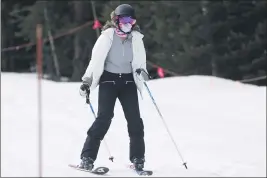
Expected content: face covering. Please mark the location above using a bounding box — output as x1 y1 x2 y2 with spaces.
120 23 132 33
115 23 132 37
114 16 136 37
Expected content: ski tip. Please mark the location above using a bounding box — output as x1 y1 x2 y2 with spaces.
138 170 153 176
68 164 109 175
93 167 109 174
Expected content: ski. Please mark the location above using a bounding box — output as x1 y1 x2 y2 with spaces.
69 163 152 176
128 164 153 176
68 164 109 175
135 169 153 176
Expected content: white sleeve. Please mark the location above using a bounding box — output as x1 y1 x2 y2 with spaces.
81 33 111 84
139 39 149 75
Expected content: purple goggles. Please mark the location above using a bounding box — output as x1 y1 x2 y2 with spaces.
118 16 135 24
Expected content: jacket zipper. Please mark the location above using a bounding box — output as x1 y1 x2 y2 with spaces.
122 44 125 56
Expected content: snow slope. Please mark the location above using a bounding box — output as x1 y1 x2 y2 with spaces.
1 72 266 177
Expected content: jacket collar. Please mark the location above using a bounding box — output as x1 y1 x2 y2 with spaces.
102 28 144 40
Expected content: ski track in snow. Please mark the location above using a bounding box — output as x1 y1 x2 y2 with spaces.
1 73 266 177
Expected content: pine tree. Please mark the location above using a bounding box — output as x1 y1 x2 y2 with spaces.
220 0 267 84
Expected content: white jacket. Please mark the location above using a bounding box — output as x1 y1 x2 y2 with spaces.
81 28 148 96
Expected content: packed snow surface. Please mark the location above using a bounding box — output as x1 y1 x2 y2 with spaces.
1 73 266 177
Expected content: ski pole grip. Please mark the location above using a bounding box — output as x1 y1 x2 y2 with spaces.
86 93 89 104
136 68 142 75
135 68 151 80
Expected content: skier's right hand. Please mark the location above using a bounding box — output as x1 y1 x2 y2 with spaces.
79 82 90 97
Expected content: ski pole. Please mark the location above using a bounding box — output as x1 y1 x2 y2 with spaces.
86 93 114 162
136 69 188 169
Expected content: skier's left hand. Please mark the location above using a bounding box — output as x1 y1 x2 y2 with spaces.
136 68 150 81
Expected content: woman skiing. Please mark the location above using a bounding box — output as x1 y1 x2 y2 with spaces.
79 4 149 171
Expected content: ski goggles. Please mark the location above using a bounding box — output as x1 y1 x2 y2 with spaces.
118 16 136 24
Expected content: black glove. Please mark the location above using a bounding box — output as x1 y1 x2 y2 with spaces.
135 68 151 81
80 82 90 95
136 68 142 75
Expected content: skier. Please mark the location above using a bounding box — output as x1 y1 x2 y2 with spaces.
79 4 149 171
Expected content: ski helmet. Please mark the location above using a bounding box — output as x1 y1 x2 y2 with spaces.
114 4 136 19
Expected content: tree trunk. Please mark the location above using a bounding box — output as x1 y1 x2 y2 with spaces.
71 1 84 81
1 2 7 71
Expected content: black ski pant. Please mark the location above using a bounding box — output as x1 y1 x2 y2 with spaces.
81 70 145 162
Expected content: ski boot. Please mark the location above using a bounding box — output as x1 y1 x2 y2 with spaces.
79 157 94 171
132 157 145 171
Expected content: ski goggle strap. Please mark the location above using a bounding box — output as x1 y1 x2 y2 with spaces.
118 16 136 25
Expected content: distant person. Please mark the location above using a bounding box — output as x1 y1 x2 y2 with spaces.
79 4 149 171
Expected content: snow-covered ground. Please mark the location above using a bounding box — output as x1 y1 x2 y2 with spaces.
1 72 266 177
